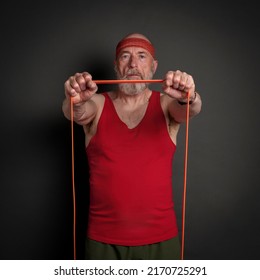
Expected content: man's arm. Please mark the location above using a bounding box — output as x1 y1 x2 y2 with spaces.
162 70 202 123
62 72 99 125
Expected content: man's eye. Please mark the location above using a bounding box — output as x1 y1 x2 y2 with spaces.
121 54 129 60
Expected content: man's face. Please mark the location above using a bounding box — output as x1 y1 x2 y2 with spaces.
115 47 158 95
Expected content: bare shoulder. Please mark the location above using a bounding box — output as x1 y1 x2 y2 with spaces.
160 93 174 113
83 93 106 146
91 92 105 106
87 92 106 121
160 93 180 144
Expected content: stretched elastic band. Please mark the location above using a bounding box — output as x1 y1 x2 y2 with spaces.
70 98 76 260
70 82 190 260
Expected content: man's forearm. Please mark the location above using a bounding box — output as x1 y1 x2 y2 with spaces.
62 98 97 125
169 92 202 123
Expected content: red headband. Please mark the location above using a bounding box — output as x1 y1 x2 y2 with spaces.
116 37 156 59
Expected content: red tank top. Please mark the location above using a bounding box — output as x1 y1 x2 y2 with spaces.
86 91 178 246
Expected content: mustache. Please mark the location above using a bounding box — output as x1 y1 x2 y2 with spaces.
123 69 143 79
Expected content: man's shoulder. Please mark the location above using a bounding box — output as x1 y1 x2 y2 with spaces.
92 92 106 103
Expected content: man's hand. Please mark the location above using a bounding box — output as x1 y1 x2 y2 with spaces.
162 70 196 102
64 72 98 104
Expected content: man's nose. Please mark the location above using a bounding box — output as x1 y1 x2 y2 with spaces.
129 56 138 68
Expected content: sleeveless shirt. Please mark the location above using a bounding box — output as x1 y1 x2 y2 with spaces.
86 91 178 246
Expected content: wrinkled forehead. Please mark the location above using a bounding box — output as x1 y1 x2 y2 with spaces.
116 37 155 59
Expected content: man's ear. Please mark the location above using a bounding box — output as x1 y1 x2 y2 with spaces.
152 60 158 74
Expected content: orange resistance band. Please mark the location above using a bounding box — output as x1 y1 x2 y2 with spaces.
94 79 164 84
181 91 190 260
70 98 76 260
70 81 190 260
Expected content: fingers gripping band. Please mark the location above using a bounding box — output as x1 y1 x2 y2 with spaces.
116 38 156 59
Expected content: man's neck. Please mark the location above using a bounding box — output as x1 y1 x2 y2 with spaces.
112 88 152 105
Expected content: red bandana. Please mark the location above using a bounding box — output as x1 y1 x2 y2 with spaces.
116 38 155 59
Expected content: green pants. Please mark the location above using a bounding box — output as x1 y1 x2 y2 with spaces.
85 236 181 260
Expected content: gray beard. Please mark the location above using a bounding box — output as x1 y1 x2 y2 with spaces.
118 82 146 95
114 67 154 95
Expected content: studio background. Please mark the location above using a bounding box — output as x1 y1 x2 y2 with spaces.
0 0 259 260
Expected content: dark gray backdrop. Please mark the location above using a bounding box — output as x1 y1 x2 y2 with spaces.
1 0 259 259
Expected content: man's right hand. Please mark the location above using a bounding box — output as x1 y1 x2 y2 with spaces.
64 72 98 104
